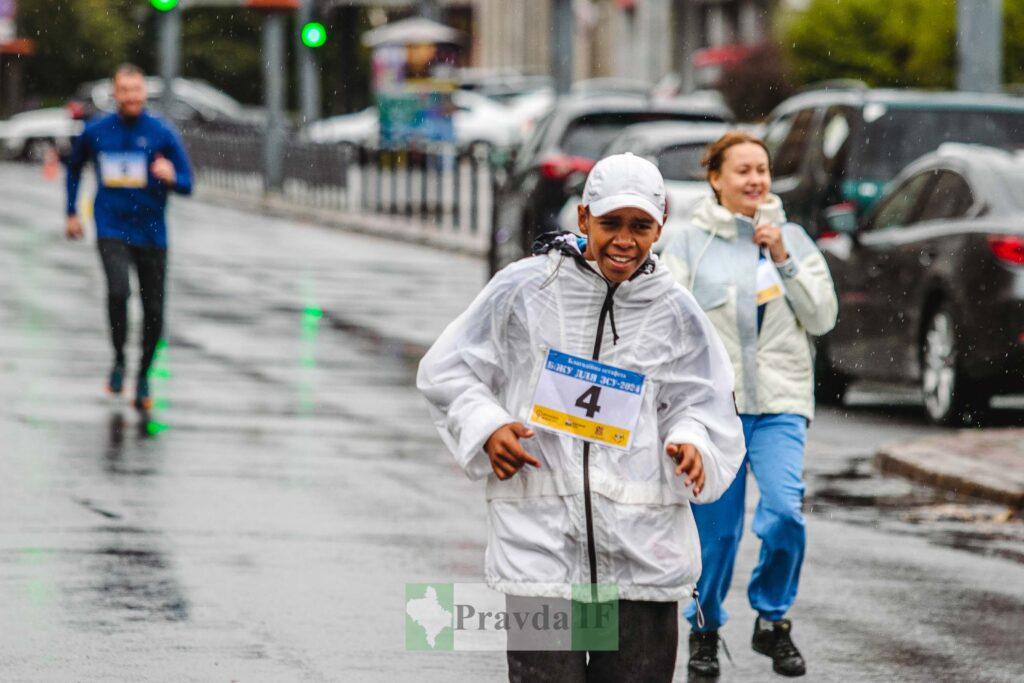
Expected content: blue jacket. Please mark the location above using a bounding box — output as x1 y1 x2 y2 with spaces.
66 110 193 248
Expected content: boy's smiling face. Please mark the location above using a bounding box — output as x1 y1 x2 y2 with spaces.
577 205 664 283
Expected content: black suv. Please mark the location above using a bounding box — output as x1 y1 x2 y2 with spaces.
762 83 1024 237
492 93 732 271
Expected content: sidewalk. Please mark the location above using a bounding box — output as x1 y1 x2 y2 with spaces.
876 429 1024 508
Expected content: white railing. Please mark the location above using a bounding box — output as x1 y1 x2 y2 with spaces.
182 126 504 257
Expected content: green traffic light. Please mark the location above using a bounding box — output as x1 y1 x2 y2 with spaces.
150 0 178 11
301 22 327 48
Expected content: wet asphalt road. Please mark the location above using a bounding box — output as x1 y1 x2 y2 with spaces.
1 162 1022 682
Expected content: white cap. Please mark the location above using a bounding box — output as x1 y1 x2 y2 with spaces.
582 152 666 226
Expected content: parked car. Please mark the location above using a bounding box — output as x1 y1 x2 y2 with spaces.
302 89 521 152
762 83 1024 238
554 120 728 251
69 77 263 129
456 68 552 104
493 93 733 269
0 107 83 160
815 143 1024 425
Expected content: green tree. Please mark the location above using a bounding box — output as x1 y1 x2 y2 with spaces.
16 1 267 107
780 0 1024 89
181 8 263 105
17 0 152 106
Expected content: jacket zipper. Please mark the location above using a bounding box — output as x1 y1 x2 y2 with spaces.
583 282 618 594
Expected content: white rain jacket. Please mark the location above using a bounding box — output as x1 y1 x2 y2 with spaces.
417 235 745 602
662 194 838 419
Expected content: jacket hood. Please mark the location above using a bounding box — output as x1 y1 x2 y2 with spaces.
691 194 787 240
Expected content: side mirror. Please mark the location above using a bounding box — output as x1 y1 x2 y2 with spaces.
823 202 859 235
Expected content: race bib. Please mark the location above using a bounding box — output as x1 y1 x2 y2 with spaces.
98 151 148 188
756 257 785 305
528 349 646 451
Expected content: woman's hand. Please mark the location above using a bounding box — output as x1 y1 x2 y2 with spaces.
754 223 789 263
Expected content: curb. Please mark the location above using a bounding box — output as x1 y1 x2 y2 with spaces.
875 429 1024 508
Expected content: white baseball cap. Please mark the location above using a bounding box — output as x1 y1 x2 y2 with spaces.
582 152 666 226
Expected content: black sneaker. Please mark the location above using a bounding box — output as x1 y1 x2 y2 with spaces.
688 630 720 677
107 362 125 395
134 377 152 412
752 618 806 677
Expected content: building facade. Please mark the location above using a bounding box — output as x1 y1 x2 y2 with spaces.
470 0 777 90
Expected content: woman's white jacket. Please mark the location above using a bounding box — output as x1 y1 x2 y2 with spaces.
662 195 839 419
417 236 745 602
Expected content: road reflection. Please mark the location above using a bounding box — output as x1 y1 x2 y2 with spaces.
62 411 190 624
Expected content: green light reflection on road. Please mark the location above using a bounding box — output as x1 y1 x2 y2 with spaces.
146 421 169 435
299 280 321 416
18 549 51 607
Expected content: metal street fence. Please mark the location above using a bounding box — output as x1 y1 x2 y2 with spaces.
180 125 505 257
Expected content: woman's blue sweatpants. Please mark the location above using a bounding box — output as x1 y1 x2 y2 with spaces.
684 413 807 631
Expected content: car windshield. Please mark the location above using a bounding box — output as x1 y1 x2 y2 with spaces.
849 107 1024 178
560 112 720 159
657 143 708 181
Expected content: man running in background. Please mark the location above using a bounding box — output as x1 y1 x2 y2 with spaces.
65 63 193 410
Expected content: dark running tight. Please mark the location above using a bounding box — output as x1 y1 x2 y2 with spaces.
507 599 678 682
97 238 166 379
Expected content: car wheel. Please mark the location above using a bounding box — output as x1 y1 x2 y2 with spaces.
22 138 53 162
814 339 848 406
920 305 988 425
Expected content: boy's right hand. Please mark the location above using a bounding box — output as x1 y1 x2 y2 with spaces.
484 422 541 480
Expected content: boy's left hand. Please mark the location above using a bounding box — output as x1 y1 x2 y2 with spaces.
666 443 704 496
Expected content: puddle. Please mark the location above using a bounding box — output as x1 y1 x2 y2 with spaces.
807 460 1024 565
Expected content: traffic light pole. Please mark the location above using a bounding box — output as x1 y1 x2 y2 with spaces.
957 0 1003 93
263 10 286 192
157 7 182 115
297 0 321 123
551 0 573 94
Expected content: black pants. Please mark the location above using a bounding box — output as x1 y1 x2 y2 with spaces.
97 239 167 379
507 600 678 683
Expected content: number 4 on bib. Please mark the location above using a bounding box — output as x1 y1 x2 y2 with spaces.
574 386 603 418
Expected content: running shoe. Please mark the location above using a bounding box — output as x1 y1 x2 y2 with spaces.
134 377 152 411
107 363 125 395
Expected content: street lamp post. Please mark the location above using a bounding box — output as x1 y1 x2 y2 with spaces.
263 10 286 192
957 0 1003 93
155 4 182 116
551 0 573 95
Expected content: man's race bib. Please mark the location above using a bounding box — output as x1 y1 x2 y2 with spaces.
528 349 646 451
98 151 148 188
756 257 785 305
